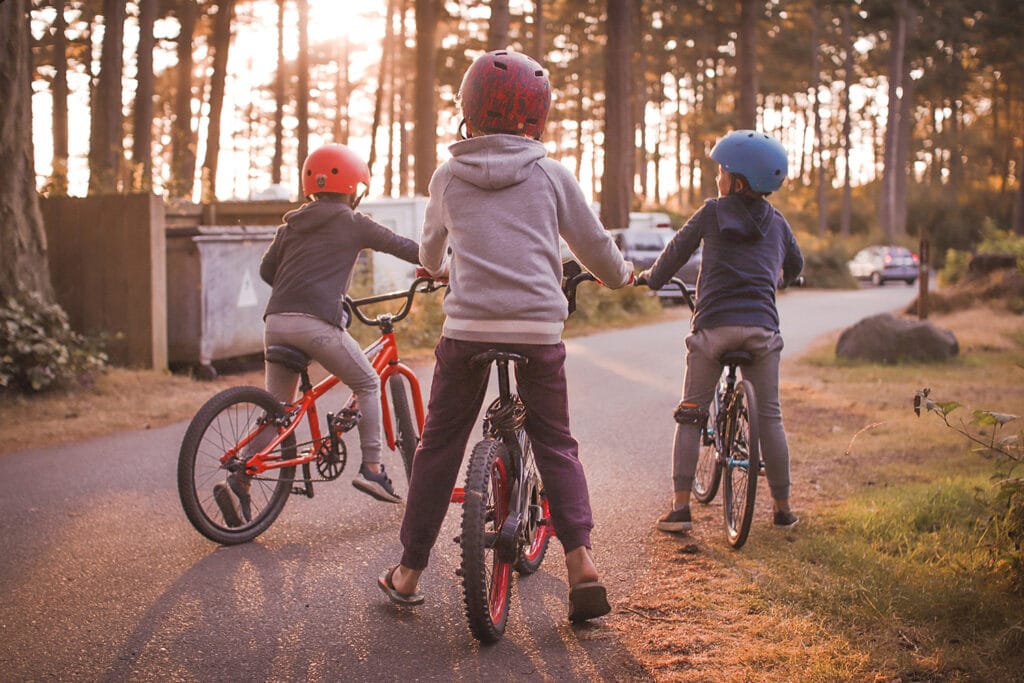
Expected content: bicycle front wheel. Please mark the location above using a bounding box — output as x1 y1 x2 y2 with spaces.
387 374 418 484
692 385 723 504
722 379 760 549
177 386 296 545
513 432 552 575
460 439 514 644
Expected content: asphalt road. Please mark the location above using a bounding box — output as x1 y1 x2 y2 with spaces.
0 283 920 682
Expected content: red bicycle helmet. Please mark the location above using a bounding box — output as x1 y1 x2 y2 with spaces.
458 50 551 140
301 144 370 198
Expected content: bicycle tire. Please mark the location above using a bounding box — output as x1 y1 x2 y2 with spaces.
722 379 760 549
178 385 296 545
460 439 514 644
692 382 723 504
387 374 418 484
512 432 552 575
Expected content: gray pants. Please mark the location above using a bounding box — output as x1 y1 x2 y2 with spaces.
264 313 382 464
673 325 791 501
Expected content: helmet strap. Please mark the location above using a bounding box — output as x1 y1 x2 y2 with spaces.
351 188 367 210
458 119 470 140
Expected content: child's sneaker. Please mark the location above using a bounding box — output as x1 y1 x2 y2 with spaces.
656 506 692 533
352 463 402 503
213 483 244 527
773 510 799 528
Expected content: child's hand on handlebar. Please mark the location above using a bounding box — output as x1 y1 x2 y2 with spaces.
416 266 449 283
634 269 652 287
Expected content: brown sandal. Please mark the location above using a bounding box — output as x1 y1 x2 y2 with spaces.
377 566 424 606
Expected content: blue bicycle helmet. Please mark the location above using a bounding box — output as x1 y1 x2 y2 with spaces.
710 130 788 194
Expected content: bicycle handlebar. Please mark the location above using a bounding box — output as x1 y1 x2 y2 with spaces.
647 274 805 314
344 277 446 328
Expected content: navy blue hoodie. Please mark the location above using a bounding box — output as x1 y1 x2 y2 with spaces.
644 195 803 332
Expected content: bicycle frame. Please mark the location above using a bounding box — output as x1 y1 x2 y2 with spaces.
219 281 436 477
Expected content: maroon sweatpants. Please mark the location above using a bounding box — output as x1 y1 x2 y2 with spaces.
399 336 594 570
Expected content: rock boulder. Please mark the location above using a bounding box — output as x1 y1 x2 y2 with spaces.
836 313 959 363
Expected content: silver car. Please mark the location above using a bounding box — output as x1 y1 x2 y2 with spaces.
609 228 701 300
848 245 919 286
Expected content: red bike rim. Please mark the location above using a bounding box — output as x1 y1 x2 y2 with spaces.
520 498 551 562
488 456 512 622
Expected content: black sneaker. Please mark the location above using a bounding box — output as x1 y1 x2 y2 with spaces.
227 471 253 522
656 507 692 533
773 510 799 528
213 483 243 527
352 463 402 503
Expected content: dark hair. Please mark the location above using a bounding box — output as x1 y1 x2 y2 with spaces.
728 173 770 199
312 191 353 203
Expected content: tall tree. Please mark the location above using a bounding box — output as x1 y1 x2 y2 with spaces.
296 0 310 197
201 0 236 203
413 0 437 195
600 0 636 230
50 0 69 196
810 1 826 235
87 0 127 194
131 0 157 192
839 2 854 237
488 0 510 51
879 0 908 241
169 0 199 199
736 0 758 129
0 0 53 300
271 0 285 186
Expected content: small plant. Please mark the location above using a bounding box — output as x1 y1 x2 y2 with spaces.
0 291 107 393
914 388 1024 592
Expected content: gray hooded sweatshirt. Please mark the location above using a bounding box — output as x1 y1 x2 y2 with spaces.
420 134 632 345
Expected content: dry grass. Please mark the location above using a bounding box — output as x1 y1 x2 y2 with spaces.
610 302 1024 682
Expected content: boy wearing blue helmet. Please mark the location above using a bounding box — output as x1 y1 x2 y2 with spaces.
639 130 804 533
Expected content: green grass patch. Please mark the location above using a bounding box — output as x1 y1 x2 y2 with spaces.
757 475 1024 676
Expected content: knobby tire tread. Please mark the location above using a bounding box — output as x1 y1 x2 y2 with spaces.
723 379 760 549
387 374 418 484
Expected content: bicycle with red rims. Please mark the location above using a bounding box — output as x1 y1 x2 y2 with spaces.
177 277 444 545
449 263 596 644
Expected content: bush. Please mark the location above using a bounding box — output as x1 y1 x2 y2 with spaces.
914 389 1024 593
0 291 107 393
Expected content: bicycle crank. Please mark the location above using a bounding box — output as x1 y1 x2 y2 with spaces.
496 513 522 561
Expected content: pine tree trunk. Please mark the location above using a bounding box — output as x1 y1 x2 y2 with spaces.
50 0 70 196
736 0 758 130
488 0 510 51
0 0 54 300
170 0 198 199
296 0 310 198
413 0 437 195
201 0 236 203
600 0 635 230
131 0 156 192
87 0 126 195
272 0 285 186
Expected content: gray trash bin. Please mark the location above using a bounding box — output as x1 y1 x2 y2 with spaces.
167 225 276 378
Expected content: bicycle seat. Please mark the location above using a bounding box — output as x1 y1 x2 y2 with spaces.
265 345 311 373
719 350 753 366
470 350 529 367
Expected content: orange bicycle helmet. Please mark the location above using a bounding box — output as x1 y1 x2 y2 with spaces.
301 144 370 199
458 50 551 140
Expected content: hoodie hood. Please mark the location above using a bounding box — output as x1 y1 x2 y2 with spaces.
446 134 547 190
282 198 351 233
715 194 773 242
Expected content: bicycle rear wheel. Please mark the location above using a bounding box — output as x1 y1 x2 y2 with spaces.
460 439 514 644
692 384 723 504
387 374 418 484
512 432 552 575
722 380 760 549
178 386 296 545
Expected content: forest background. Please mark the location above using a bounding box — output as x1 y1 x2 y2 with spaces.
1 0 1024 360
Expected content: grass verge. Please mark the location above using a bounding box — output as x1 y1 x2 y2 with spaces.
614 305 1024 681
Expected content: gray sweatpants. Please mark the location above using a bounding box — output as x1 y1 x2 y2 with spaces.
673 325 792 501
263 313 383 464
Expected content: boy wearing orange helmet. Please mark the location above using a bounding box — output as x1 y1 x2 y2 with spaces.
378 50 632 624
213 144 420 524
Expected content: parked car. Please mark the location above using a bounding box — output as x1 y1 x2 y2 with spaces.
847 245 919 286
609 228 701 301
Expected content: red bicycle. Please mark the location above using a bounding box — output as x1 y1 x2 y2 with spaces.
177 277 444 545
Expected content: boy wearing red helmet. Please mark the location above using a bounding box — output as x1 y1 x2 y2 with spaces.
638 130 804 534
213 144 420 525
379 50 632 624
